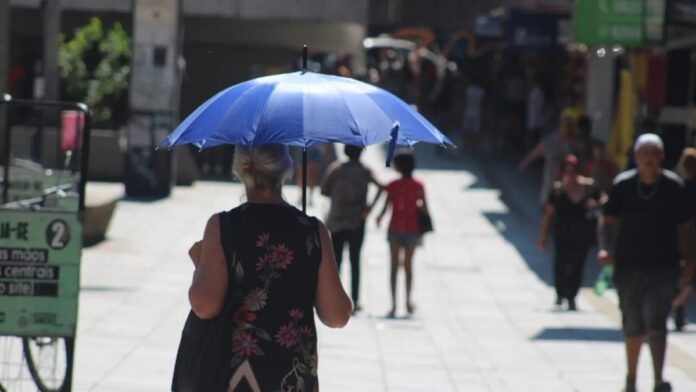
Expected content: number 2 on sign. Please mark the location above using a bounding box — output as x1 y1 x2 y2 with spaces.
46 220 70 250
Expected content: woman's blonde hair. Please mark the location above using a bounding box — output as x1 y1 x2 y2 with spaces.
233 144 293 189
677 147 696 180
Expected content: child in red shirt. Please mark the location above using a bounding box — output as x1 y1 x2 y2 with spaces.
377 152 429 318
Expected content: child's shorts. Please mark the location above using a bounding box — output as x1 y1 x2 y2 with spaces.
387 232 422 247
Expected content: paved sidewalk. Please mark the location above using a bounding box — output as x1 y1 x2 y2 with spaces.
20 145 693 391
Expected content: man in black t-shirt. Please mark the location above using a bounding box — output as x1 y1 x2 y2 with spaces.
599 134 696 392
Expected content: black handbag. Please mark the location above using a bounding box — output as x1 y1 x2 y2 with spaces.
417 209 434 234
172 210 243 392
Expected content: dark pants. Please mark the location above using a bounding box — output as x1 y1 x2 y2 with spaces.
553 239 590 301
332 222 365 303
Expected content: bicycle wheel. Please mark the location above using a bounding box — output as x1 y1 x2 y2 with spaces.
22 337 73 392
0 336 26 391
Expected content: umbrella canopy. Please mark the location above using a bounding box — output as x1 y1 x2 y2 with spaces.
159 71 454 151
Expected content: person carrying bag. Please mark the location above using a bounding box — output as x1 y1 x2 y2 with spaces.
171 144 352 392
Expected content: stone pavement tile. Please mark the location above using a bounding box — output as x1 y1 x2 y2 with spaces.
384 365 455 392
72 335 134 388
499 376 574 392
96 348 175 391
319 384 384 392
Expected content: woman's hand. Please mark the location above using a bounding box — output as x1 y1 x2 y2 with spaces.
189 241 202 268
598 249 614 266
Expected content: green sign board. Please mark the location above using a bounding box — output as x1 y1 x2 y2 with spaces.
575 0 644 46
0 210 81 337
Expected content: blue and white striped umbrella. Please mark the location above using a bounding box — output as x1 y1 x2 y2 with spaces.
159 71 455 157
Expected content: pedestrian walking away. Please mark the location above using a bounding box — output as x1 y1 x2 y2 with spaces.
173 144 352 392
376 152 430 318
518 114 579 205
598 134 696 392
537 154 603 311
322 145 384 313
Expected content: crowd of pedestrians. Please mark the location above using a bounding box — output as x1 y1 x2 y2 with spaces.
172 46 696 390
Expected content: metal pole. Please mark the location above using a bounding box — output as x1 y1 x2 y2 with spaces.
1 96 10 204
301 44 308 213
302 148 307 213
78 107 92 213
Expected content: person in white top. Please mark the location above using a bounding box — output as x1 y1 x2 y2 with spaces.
526 73 545 149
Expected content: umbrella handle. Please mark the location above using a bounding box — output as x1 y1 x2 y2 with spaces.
386 123 400 167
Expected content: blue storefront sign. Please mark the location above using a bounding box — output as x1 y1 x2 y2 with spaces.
507 9 567 52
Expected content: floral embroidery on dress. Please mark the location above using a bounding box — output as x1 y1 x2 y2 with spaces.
244 289 268 311
233 332 263 358
230 233 303 370
226 214 319 392
271 244 294 270
275 309 318 391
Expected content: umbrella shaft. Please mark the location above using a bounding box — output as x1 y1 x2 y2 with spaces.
302 148 307 213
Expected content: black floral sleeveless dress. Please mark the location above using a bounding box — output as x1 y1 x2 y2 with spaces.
222 203 321 392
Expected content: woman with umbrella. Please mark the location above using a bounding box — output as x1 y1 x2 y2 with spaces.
184 144 352 391
163 47 454 390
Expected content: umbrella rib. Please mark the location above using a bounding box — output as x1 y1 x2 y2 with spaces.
321 77 364 145
214 81 281 147
248 81 286 146
367 88 450 146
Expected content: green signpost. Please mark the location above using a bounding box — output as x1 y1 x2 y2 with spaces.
0 210 81 337
575 0 644 46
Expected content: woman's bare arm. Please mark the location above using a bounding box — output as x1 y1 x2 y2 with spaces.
314 221 352 328
518 141 545 171
537 204 555 251
189 214 228 319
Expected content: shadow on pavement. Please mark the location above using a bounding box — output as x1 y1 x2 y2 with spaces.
483 211 602 291
532 327 624 342
408 144 493 190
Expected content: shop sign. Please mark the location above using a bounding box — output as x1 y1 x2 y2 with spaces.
0 210 81 337
575 0 643 46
